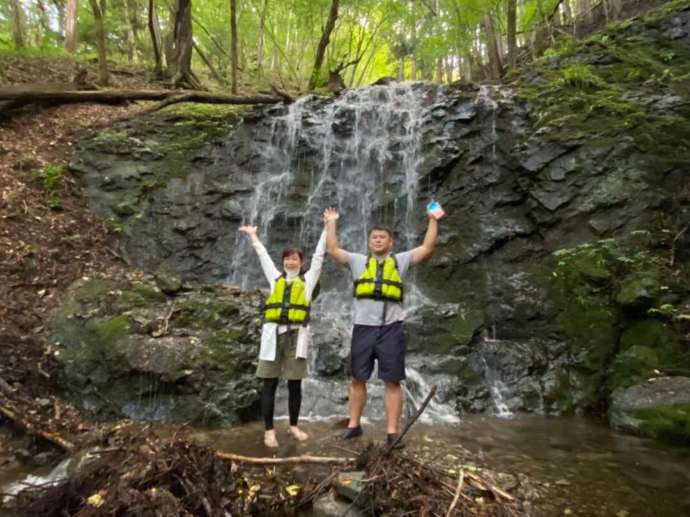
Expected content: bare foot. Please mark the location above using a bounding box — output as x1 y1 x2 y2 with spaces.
289 426 309 441
264 430 279 448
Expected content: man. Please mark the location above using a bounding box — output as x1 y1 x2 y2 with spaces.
323 206 439 447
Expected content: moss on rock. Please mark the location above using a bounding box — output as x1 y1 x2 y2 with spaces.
517 0 690 167
49 273 262 424
634 403 690 445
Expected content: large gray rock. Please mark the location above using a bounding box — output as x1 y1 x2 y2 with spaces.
48 273 263 424
609 376 690 437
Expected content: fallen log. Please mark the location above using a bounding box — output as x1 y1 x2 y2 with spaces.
215 451 354 465
0 86 289 109
0 404 75 452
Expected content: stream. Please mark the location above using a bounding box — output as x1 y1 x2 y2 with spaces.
2 416 689 516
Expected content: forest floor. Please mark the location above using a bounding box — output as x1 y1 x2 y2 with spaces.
0 55 155 479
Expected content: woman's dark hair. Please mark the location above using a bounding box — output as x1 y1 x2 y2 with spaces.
282 248 304 262
282 248 305 274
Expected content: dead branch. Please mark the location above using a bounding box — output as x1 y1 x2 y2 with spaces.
445 470 464 517
342 385 439 516
0 376 16 397
384 384 438 455
215 451 355 465
0 404 75 452
670 223 689 267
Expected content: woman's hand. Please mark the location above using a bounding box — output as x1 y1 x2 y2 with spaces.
323 207 339 225
239 225 259 242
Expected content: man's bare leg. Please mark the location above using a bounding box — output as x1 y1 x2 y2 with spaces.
343 378 367 438
348 378 367 428
384 381 403 435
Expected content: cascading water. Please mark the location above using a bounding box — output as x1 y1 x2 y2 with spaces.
225 84 459 422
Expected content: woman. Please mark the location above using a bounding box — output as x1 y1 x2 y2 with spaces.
239 220 326 448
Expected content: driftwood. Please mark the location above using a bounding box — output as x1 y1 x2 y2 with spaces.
341 385 438 516
216 451 354 465
0 86 290 111
0 404 75 452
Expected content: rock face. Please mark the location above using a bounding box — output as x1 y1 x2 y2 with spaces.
609 377 690 444
49 272 263 424
65 2 690 428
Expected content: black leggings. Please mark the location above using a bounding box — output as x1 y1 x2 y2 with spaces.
262 378 302 430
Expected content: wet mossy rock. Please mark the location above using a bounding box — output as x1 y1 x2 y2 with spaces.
609 376 690 445
549 237 689 412
48 273 263 424
69 103 249 280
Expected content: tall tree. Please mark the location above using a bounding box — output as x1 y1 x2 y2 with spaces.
170 0 201 88
256 0 268 77
52 0 66 44
36 0 52 45
65 0 78 53
9 0 27 49
148 0 164 79
507 0 517 69
483 12 503 79
230 0 239 93
308 0 340 90
89 0 109 86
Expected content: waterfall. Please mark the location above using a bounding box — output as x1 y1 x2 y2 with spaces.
226 83 460 422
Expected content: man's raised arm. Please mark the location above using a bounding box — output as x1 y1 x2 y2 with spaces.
323 207 348 265
412 215 438 265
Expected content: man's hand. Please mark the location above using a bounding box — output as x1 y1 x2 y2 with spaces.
239 224 259 242
323 207 348 264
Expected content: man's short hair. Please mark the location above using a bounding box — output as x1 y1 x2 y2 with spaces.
368 226 394 238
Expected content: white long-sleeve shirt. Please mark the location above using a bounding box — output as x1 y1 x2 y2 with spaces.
252 230 327 361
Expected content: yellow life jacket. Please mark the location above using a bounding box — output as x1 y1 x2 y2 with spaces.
353 255 403 302
263 275 311 325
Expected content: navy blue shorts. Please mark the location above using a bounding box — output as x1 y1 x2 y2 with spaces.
351 321 406 382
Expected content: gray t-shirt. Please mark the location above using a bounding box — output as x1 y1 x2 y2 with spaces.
345 249 418 326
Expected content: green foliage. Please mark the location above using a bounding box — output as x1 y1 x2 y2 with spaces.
555 64 607 89
104 217 123 234
37 164 65 210
38 164 64 190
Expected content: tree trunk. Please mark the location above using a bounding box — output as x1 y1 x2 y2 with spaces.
126 0 142 61
506 0 517 69
562 0 574 35
170 0 201 89
483 13 503 80
65 0 78 53
398 56 405 81
9 0 27 49
308 0 340 90
257 0 268 76
230 0 239 94
89 0 109 86
148 0 164 79
36 1 52 45
194 42 225 86
52 0 66 44
445 56 453 83
410 0 417 81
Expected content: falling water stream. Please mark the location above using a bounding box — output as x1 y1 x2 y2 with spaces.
225 83 460 422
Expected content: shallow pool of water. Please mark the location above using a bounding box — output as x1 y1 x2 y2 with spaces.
2 416 689 516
